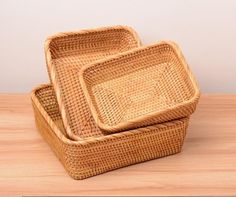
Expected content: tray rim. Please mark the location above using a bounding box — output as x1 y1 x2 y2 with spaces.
79 41 200 133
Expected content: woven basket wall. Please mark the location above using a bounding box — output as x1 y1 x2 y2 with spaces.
31 84 189 180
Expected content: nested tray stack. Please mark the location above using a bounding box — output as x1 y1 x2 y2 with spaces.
31 26 200 180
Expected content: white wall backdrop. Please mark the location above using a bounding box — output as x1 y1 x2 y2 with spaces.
0 0 236 93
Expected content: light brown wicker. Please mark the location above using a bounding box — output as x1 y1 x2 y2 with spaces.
80 41 200 133
45 26 142 140
31 84 189 180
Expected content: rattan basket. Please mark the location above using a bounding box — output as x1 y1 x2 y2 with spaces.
45 26 142 140
31 84 189 180
80 41 200 133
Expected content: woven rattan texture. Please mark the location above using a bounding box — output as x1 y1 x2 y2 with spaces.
80 41 200 133
45 26 141 140
31 84 189 180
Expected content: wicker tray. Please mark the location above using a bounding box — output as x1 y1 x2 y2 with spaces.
80 41 200 133
45 26 141 140
31 84 189 180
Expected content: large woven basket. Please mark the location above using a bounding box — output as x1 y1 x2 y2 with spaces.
31 84 189 180
80 41 200 133
45 26 141 140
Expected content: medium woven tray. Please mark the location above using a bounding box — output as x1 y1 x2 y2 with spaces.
80 41 200 133
31 84 189 180
45 26 141 140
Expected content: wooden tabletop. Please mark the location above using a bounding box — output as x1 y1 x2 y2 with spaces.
0 94 236 196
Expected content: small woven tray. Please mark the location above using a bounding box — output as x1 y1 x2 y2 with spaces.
31 84 189 180
45 26 141 140
80 41 200 133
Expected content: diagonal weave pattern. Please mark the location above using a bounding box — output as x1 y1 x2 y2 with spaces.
45 26 141 140
80 41 200 133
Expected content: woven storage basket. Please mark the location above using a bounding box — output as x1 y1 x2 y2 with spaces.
45 26 141 140
80 41 200 133
31 84 189 180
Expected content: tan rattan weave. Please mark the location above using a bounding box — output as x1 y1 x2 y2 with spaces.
80 41 200 133
31 84 189 180
45 26 141 140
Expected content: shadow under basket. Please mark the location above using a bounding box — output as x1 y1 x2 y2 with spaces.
31 84 189 180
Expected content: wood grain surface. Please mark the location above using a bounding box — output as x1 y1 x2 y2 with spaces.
0 94 236 196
